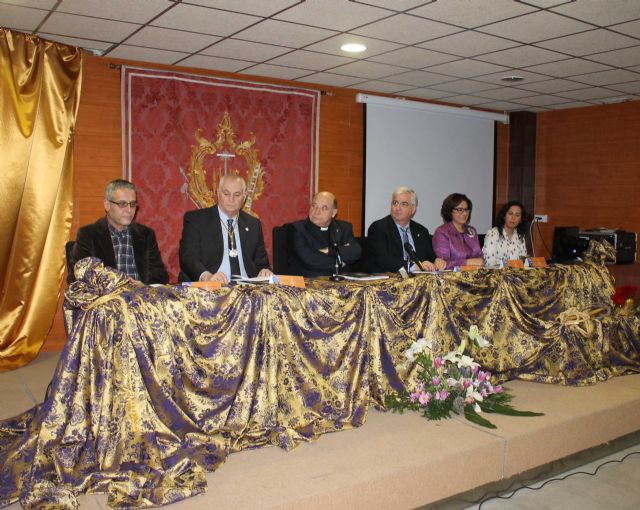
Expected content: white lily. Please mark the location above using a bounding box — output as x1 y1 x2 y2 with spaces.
457 354 481 369
404 338 432 364
466 385 484 403
442 351 461 364
467 325 491 348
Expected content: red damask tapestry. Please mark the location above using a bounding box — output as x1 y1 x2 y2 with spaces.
122 66 320 281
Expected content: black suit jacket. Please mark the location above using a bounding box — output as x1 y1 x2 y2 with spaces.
366 215 436 273
290 218 361 277
179 205 270 281
71 217 169 284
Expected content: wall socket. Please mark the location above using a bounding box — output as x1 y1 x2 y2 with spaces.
534 214 548 223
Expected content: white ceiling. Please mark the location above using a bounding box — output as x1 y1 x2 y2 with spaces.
3 0 640 112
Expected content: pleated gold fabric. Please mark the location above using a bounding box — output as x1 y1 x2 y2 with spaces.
0 256 638 509
0 29 82 371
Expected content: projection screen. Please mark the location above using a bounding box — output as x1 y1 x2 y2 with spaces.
360 94 508 236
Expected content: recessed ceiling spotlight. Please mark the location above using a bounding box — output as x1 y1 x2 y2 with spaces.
501 75 524 82
340 43 367 53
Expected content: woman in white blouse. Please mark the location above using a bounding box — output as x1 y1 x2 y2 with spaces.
482 201 529 266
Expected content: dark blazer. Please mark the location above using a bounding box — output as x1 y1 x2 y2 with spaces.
290 218 361 277
366 215 437 273
71 217 169 284
179 205 270 281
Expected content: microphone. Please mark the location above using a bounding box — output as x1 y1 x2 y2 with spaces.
330 241 344 281
333 242 343 266
404 242 425 271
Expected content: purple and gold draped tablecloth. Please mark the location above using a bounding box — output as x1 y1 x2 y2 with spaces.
1 257 638 509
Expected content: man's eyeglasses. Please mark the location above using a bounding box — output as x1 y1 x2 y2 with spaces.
452 207 470 213
392 200 413 208
109 200 138 209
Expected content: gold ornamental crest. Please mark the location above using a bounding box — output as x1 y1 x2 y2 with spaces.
187 111 265 216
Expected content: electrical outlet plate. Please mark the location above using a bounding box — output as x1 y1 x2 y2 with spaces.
534 214 548 223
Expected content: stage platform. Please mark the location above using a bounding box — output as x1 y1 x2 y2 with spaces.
2 353 640 509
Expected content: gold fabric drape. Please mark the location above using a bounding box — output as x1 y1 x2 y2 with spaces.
0 29 82 371
0 257 638 509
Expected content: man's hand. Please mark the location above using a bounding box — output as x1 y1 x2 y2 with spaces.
201 271 229 285
258 268 273 277
421 260 436 271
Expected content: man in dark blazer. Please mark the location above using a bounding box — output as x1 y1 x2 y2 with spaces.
179 174 272 285
71 179 169 284
290 191 361 277
367 187 446 273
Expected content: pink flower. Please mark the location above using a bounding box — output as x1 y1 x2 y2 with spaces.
471 365 480 374
434 357 443 368
481 388 489 398
477 371 488 382
493 385 503 394
432 376 441 386
418 392 431 406
463 379 472 389
435 390 449 401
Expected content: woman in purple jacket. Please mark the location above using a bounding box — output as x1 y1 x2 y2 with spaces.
433 193 484 269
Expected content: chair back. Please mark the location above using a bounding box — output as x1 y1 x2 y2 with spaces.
350 235 369 273
272 223 295 275
65 240 75 282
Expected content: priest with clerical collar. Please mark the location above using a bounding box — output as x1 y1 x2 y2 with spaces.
290 191 361 277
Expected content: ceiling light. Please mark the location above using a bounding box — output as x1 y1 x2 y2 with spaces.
600 96 631 104
340 43 367 53
500 75 524 82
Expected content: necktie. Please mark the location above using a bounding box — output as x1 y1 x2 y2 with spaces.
401 227 410 260
227 218 241 277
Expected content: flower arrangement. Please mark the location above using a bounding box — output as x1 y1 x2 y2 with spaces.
386 326 543 429
611 285 638 315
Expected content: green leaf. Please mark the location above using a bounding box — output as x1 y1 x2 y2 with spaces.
464 406 497 429
479 401 544 417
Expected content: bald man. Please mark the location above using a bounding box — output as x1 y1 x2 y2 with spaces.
290 191 361 277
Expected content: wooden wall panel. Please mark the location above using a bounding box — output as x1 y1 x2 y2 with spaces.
534 101 640 263
495 122 510 213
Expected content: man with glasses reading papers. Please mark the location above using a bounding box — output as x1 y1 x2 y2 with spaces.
179 173 272 286
71 179 169 284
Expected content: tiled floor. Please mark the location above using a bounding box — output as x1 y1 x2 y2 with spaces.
2 352 640 510
461 443 640 510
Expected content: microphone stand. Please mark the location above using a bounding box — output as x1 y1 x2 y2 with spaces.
404 242 425 272
330 242 344 281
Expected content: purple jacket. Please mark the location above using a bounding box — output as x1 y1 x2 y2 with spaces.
433 222 483 269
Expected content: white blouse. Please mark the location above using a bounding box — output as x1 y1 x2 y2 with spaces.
482 227 528 266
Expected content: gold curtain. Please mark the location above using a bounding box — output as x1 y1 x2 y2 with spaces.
0 29 82 371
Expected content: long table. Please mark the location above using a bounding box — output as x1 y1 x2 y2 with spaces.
1 257 638 509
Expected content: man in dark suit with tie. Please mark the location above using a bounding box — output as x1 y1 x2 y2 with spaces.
71 179 169 284
367 187 446 273
179 173 272 285
290 191 361 277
